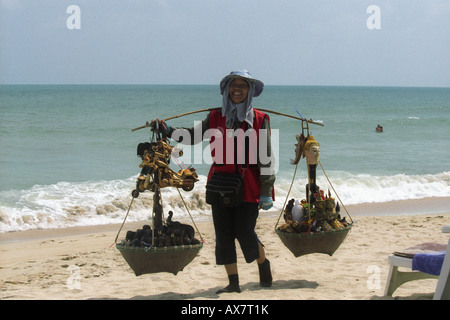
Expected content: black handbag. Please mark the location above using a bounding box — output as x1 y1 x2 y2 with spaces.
206 172 244 207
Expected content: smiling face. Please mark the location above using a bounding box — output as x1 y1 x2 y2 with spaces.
228 78 249 104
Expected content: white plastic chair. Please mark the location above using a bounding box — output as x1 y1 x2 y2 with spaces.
384 226 450 300
434 226 450 299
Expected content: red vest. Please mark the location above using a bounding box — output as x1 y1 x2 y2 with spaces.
207 108 272 203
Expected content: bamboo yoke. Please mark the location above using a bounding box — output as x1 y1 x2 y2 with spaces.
131 107 324 132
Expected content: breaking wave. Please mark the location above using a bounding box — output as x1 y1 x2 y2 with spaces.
1 171 449 232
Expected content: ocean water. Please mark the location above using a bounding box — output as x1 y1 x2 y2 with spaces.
1 85 449 232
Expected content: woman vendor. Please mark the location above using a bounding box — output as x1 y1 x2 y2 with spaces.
152 70 275 294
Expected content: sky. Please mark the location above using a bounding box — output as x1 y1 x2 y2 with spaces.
1 0 449 87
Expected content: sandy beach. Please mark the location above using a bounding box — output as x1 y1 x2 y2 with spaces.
1 197 449 301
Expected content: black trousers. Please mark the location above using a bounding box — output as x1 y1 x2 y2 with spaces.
212 202 261 265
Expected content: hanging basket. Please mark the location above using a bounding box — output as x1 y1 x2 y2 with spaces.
116 243 203 276
276 224 352 257
115 183 204 276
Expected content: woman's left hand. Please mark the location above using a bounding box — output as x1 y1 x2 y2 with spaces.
259 195 273 210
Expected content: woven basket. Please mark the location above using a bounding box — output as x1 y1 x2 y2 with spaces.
116 243 203 276
276 224 352 257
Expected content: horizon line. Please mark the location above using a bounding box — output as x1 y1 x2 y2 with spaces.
1 83 449 89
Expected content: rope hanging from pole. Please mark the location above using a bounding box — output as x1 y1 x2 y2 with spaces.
318 160 353 224
275 161 299 230
177 188 204 244
114 197 135 245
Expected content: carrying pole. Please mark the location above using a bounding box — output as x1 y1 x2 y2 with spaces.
257 108 324 127
131 107 324 132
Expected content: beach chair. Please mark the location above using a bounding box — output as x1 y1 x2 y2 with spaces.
384 226 450 299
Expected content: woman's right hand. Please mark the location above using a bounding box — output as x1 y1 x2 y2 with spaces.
150 119 170 133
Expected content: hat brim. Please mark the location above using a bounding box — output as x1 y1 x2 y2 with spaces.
220 73 264 97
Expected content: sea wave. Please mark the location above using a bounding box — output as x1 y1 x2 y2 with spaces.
275 171 450 206
0 171 449 233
